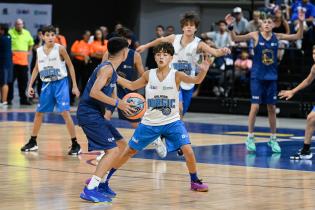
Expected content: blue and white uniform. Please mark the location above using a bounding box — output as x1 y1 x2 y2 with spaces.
77 61 123 151
251 32 278 104
171 34 200 115
129 68 190 152
36 43 70 112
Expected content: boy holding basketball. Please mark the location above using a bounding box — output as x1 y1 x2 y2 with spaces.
77 37 134 202
103 42 210 197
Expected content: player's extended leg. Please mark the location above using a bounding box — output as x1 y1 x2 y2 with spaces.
291 111 315 160
266 104 281 153
60 111 81 155
81 146 120 202
246 104 259 152
181 144 208 192
21 112 43 152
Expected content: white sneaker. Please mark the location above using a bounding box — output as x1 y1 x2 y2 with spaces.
0 102 8 108
152 137 167 158
96 151 105 161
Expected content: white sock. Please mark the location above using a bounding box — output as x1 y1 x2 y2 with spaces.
248 133 254 138
271 134 277 139
87 175 101 190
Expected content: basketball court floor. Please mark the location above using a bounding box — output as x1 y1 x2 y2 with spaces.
0 106 315 210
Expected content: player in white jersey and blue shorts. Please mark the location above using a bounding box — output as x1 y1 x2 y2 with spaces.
103 42 211 195
20 25 81 155
136 11 230 155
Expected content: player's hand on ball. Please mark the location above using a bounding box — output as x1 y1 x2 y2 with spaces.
72 86 80 98
118 100 136 116
278 90 294 100
27 86 35 97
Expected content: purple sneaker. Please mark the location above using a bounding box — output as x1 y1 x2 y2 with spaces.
191 179 208 192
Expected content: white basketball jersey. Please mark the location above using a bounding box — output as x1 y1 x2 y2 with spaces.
141 68 180 126
171 34 200 90
37 43 67 82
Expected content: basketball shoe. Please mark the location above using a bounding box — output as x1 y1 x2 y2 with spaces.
152 136 167 158
246 136 256 152
290 149 313 160
68 141 81 155
80 186 112 203
191 179 208 192
85 178 116 198
267 136 281 153
21 139 38 152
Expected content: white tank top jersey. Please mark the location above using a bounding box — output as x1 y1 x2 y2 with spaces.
141 68 180 126
37 43 68 82
171 34 201 90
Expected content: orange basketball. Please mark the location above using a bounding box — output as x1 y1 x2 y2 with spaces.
122 93 146 120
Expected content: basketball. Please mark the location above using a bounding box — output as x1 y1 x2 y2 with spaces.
122 93 146 120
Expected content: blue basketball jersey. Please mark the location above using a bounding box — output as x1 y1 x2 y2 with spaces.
78 61 117 117
116 49 136 98
251 33 278 80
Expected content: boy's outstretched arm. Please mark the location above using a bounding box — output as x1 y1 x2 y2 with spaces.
117 71 149 91
279 65 315 100
136 35 175 53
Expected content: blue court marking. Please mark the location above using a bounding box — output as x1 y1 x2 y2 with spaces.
1 112 313 171
136 141 315 172
0 112 305 137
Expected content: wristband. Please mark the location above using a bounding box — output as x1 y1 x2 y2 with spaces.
115 99 119 108
228 25 234 31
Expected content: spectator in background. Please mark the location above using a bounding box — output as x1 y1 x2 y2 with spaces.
8 18 34 105
273 8 290 61
201 20 233 48
89 29 108 73
0 23 12 107
247 11 262 32
233 49 252 81
71 30 91 95
145 25 164 69
99 26 108 39
30 28 44 97
232 7 249 35
165 25 175 36
290 0 315 28
55 26 67 47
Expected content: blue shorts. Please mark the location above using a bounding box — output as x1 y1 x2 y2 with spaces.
250 79 277 105
129 120 190 152
37 78 70 112
179 88 194 115
78 116 123 151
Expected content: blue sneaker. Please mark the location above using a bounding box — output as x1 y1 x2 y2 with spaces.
99 182 116 198
80 186 112 203
85 178 116 198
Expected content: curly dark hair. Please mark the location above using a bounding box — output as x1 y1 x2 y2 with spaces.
42 25 56 34
153 42 174 56
180 11 200 29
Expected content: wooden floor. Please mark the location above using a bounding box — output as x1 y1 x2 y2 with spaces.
1 114 315 210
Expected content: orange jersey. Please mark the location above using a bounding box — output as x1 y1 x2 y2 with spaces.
55 35 67 47
89 40 108 56
71 40 90 61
